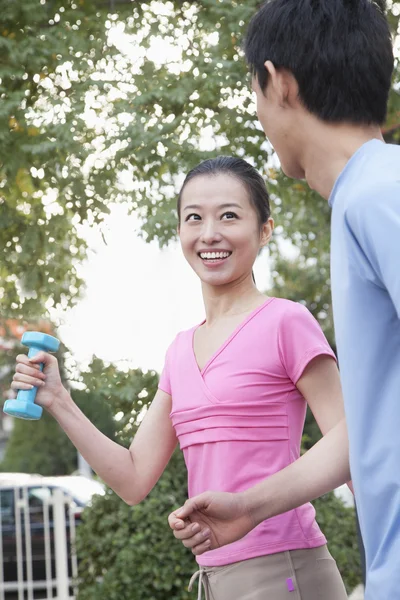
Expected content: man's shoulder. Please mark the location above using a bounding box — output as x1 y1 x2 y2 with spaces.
343 167 400 242
332 142 399 211
347 178 399 214
345 142 400 214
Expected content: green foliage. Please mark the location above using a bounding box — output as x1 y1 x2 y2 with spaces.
302 407 324 451
1 410 78 475
2 0 399 321
0 387 115 476
76 357 160 447
76 451 195 600
269 184 334 344
0 0 121 318
313 494 362 594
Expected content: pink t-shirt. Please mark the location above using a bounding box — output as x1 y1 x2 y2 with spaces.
159 297 336 566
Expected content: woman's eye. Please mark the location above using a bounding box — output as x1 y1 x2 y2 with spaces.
185 214 201 222
221 212 238 220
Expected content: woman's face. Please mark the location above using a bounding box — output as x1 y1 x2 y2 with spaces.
179 173 273 288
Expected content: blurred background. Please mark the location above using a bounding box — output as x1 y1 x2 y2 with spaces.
1 1 399 598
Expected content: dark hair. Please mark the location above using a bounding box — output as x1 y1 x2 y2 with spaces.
244 0 394 125
177 156 271 227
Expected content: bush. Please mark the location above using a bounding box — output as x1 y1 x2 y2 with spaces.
313 493 362 593
76 451 195 600
76 453 361 599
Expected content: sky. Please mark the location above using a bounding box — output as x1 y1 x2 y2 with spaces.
51 204 272 374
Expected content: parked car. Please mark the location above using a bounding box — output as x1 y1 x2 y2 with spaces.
0 473 104 583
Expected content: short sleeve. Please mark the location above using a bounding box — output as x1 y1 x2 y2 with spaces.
345 183 400 318
278 303 336 384
158 344 172 395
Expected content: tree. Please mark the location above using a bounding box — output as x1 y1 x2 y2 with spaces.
1 0 117 318
1 0 399 320
73 356 160 448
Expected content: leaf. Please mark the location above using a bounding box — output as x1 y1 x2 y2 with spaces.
15 168 35 194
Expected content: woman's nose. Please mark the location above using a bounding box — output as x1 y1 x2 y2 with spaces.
200 221 223 245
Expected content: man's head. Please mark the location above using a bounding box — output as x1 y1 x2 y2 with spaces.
244 0 394 178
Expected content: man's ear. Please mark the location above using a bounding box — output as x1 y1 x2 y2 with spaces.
264 61 298 108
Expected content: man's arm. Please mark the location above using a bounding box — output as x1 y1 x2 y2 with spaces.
168 356 351 554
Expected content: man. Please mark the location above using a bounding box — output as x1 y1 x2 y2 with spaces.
169 2 399 598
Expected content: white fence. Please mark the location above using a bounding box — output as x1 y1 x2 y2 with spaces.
0 485 78 600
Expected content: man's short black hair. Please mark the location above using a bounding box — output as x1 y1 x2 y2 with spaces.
244 0 394 125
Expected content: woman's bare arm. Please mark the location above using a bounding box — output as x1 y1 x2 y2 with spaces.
12 352 177 505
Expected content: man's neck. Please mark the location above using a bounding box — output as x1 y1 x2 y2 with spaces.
300 121 384 200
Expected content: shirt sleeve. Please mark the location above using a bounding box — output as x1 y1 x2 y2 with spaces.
345 182 400 318
278 302 337 384
158 342 172 395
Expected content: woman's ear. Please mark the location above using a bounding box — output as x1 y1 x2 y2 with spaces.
260 218 274 248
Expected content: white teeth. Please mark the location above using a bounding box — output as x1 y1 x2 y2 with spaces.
200 252 231 260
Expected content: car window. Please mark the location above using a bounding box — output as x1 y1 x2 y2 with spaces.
27 486 52 525
29 486 52 505
56 479 105 505
0 489 15 526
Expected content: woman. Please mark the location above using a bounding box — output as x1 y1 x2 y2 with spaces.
12 157 350 599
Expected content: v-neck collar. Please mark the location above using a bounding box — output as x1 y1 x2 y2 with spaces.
191 297 275 377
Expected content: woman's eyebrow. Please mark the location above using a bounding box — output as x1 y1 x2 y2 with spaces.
183 204 201 211
183 202 243 211
218 203 243 210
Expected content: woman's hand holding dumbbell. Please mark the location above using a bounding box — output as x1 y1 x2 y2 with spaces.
8 334 146 504
11 352 64 411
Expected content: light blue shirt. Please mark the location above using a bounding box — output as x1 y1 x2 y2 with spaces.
330 139 400 600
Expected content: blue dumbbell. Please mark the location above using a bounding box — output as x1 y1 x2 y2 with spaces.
3 332 60 420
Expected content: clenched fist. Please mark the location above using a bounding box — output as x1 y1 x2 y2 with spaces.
11 352 64 410
168 491 255 556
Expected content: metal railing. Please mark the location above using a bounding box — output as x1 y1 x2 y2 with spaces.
0 486 78 600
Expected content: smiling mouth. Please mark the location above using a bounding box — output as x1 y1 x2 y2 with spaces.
198 251 232 262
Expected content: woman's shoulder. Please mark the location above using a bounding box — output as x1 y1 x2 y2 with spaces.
164 321 200 354
265 297 313 320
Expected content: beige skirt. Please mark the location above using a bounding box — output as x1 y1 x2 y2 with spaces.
188 545 348 600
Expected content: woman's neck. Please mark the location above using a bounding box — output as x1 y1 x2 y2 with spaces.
201 278 266 326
